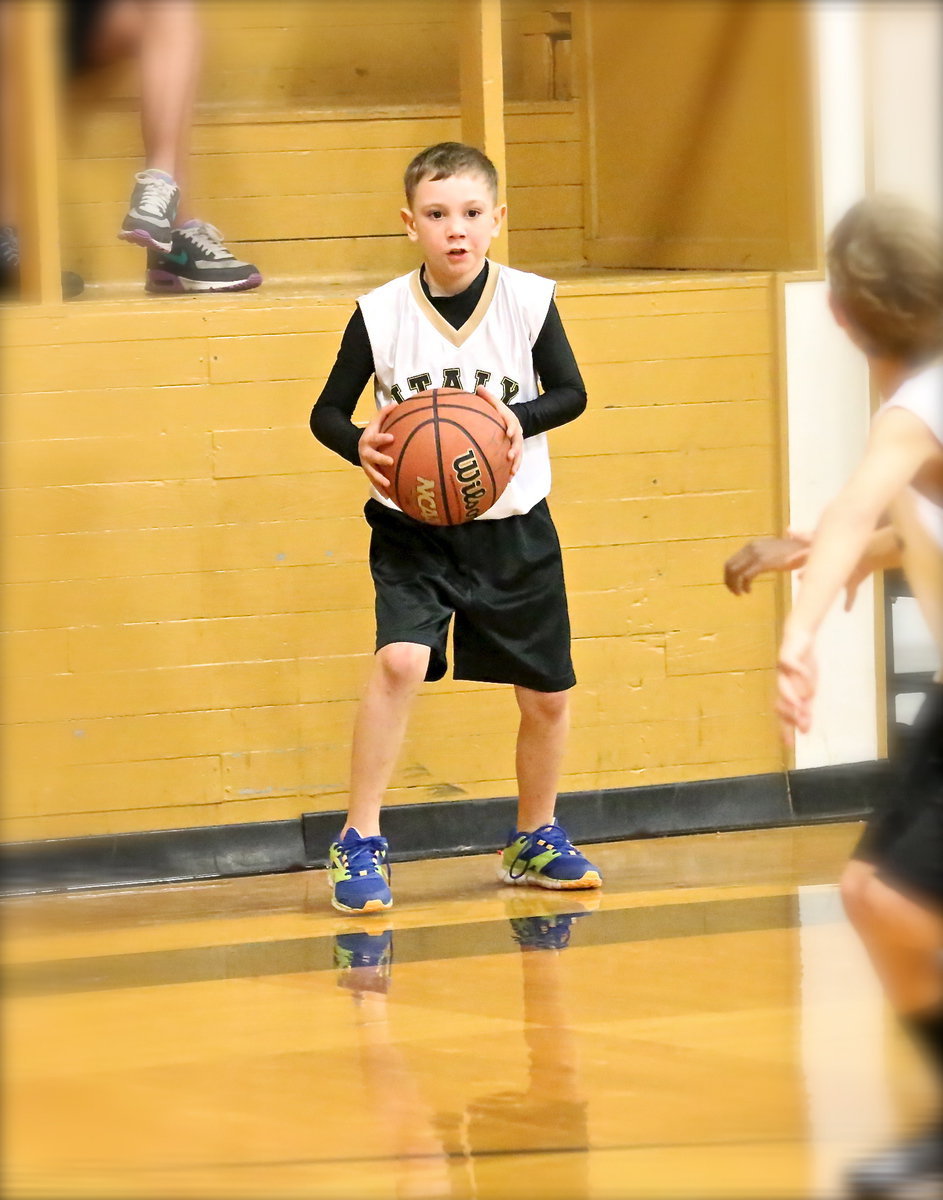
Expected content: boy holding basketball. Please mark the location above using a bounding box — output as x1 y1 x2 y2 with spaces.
310 142 601 913
728 195 943 1196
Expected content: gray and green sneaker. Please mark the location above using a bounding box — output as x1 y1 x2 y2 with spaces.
145 221 262 293
499 823 602 890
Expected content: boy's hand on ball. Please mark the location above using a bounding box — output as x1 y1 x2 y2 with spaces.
358 417 395 490
475 385 523 478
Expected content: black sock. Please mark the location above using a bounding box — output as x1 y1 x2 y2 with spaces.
903 1005 943 1122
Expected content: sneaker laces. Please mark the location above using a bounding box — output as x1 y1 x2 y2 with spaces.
134 172 177 217
338 834 388 876
177 221 233 260
507 822 575 881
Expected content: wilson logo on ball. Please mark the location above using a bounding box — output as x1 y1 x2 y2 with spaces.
378 388 513 526
453 449 487 521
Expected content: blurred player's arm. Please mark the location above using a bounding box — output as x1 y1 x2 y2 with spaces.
723 533 812 594
842 522 903 610
724 524 903 604
777 407 937 739
784 407 934 638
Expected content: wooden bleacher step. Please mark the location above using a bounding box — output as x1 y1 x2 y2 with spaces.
61 101 583 291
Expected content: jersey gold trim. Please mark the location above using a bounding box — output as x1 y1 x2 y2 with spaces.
408 262 502 348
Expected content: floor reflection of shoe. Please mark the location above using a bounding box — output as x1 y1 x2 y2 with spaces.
499 823 602 890
846 1125 943 1197
333 929 393 995
508 910 593 951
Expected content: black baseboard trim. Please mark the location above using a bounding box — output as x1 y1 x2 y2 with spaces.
1 761 889 897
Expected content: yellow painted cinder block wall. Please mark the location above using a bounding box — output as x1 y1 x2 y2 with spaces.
1 272 785 845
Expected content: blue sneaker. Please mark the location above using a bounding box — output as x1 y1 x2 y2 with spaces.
328 828 392 913
334 929 393 994
499 823 602 890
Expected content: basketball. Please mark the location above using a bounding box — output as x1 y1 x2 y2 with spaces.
377 388 513 525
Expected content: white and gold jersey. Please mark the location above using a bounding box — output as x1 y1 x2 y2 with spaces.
358 262 555 520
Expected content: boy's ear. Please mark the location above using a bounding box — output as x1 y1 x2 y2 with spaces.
401 206 418 241
491 203 507 238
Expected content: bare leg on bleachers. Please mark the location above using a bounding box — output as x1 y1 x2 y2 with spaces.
80 0 261 292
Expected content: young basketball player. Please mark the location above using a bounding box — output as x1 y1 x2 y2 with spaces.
730 194 943 1196
309 142 602 913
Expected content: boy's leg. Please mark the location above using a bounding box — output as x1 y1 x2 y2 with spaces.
89 0 260 289
346 642 431 836
81 0 197 186
840 859 943 1194
514 685 570 832
85 0 194 248
327 642 430 914
499 685 601 891
841 861 943 1012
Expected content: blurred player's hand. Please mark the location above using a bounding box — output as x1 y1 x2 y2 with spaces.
775 626 817 747
476 385 523 478
723 533 811 595
358 416 395 490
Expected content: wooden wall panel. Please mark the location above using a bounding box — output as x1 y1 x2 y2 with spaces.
1 272 786 843
579 0 817 270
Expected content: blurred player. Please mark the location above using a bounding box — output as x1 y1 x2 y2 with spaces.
729 194 943 1197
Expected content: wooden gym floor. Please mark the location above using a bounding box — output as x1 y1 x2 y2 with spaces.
2 822 935 1200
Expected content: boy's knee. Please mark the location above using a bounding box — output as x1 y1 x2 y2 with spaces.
840 860 875 925
375 642 429 689
517 686 569 723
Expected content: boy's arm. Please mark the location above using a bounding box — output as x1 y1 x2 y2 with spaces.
513 301 587 437
842 522 904 610
724 534 811 594
777 407 939 740
723 523 902 601
309 308 376 466
783 407 937 640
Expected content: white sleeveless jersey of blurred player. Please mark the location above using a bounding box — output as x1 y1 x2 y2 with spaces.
881 360 943 548
358 261 555 521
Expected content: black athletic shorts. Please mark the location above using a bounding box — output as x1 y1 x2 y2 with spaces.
365 497 576 693
851 683 943 904
64 0 111 74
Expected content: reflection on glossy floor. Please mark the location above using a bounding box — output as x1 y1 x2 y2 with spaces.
2 823 937 1199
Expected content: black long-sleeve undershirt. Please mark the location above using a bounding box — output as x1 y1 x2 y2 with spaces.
309 264 587 467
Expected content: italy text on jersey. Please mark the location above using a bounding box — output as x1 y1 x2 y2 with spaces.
389 370 521 405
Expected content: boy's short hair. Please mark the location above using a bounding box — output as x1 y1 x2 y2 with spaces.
404 142 499 207
827 194 943 363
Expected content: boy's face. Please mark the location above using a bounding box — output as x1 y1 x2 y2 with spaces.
401 171 505 296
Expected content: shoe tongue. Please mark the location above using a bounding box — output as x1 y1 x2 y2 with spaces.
342 827 381 847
